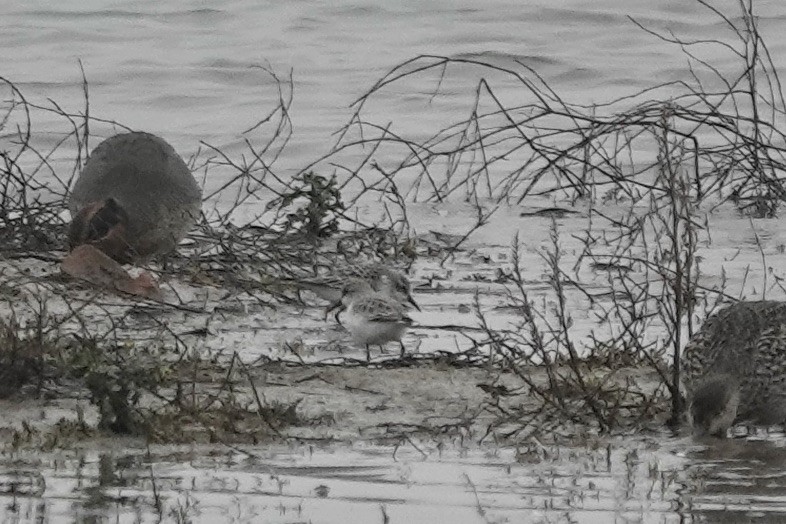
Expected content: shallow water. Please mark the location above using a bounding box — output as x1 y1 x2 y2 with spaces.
2 434 786 523
4 1 786 178
4 1 786 522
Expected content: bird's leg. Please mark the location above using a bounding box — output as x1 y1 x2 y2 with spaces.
365 344 371 362
159 253 171 272
399 342 406 358
406 293 421 311
325 300 345 323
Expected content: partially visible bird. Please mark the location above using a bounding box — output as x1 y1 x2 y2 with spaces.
286 262 419 311
67 131 202 264
682 301 786 437
330 279 414 361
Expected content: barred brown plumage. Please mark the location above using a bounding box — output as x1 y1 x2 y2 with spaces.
683 301 786 437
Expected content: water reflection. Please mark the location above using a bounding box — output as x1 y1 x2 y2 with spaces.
0 433 783 523
686 435 786 523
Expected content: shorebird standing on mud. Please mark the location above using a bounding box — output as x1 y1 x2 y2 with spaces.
682 301 786 437
329 279 415 361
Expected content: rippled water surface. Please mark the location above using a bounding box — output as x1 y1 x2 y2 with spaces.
5 1 786 172
3 435 786 523
4 1 786 522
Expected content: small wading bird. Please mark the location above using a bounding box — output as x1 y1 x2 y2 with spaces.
62 132 202 298
287 262 420 310
328 279 415 361
682 301 786 437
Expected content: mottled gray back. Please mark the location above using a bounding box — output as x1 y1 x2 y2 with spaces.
683 301 786 423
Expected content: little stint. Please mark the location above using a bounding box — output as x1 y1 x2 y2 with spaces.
330 279 414 361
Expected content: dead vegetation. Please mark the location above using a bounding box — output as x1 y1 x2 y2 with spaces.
0 0 783 450
301 0 785 439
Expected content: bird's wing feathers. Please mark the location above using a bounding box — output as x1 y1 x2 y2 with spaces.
354 296 410 322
